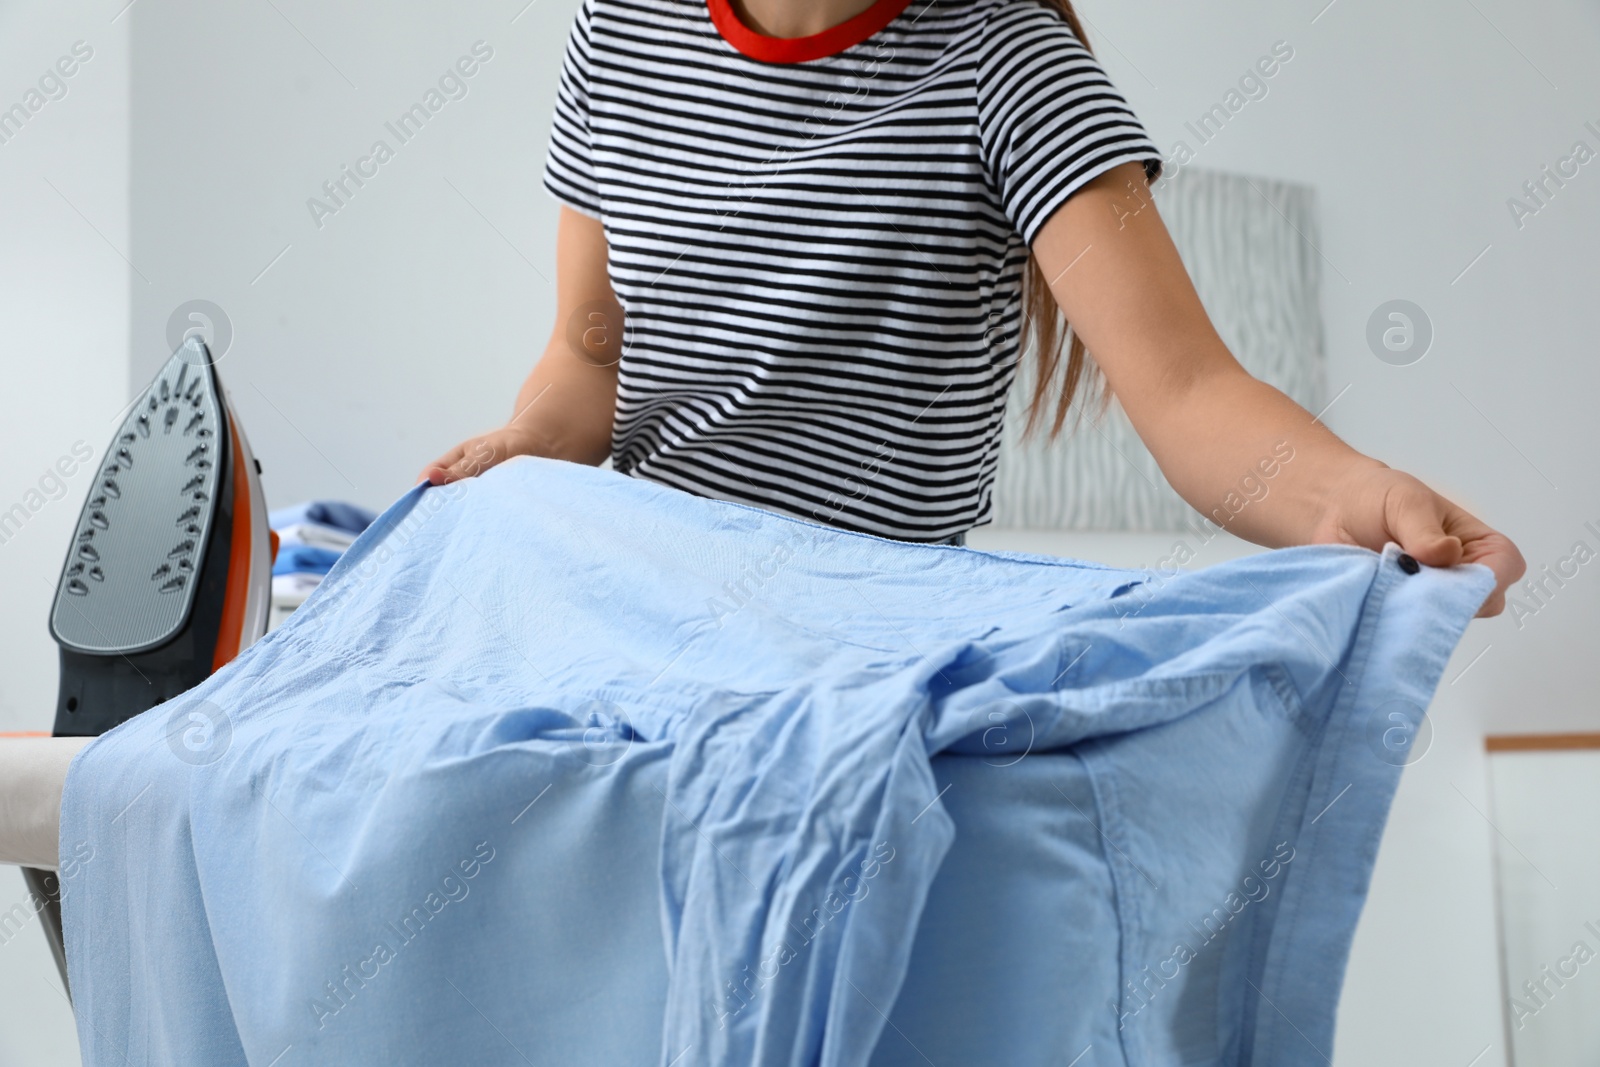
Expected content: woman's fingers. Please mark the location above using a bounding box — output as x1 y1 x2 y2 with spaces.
449 435 501 481
1366 472 1525 618
1409 494 1526 619
422 431 522 486
1380 479 1467 569
1455 527 1527 618
1422 496 1526 618
418 444 466 485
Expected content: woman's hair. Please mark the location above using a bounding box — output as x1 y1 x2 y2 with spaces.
1019 0 1112 440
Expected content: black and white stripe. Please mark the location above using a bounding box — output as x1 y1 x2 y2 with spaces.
544 0 1161 541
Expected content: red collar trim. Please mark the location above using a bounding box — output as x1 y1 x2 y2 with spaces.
706 0 914 64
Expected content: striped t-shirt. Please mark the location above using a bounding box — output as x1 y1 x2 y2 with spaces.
542 0 1162 541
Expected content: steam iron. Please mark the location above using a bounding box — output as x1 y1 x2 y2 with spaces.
24 337 275 992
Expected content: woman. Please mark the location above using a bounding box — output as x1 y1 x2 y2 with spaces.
423 0 1523 614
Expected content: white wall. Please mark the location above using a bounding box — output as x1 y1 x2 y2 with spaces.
0 0 127 1061
0 0 1594 1062
127 0 572 513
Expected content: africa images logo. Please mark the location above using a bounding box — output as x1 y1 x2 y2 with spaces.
164 699 233 766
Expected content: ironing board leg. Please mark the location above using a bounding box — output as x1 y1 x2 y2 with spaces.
23 868 70 997
0 734 90 997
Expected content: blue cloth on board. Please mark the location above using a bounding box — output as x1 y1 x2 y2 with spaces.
269 543 344 578
59 457 1493 1066
267 500 377 536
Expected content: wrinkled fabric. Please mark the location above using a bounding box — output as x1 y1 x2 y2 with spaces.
61 457 1493 1066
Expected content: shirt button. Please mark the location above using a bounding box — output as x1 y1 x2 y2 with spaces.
1397 552 1420 574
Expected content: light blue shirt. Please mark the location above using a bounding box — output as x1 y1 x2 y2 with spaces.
61 458 1493 1066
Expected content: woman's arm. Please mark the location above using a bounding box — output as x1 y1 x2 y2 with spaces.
1030 161 1525 616
421 205 622 483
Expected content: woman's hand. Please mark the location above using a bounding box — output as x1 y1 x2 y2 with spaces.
1312 463 1526 618
417 423 550 486
418 206 621 487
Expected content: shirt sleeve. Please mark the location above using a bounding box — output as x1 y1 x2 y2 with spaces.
542 0 603 220
976 2 1164 246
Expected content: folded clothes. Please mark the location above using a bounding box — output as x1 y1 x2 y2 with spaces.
59 458 1494 1067
270 572 323 602
270 543 344 578
267 500 377 536
268 507 368 617
272 521 358 553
